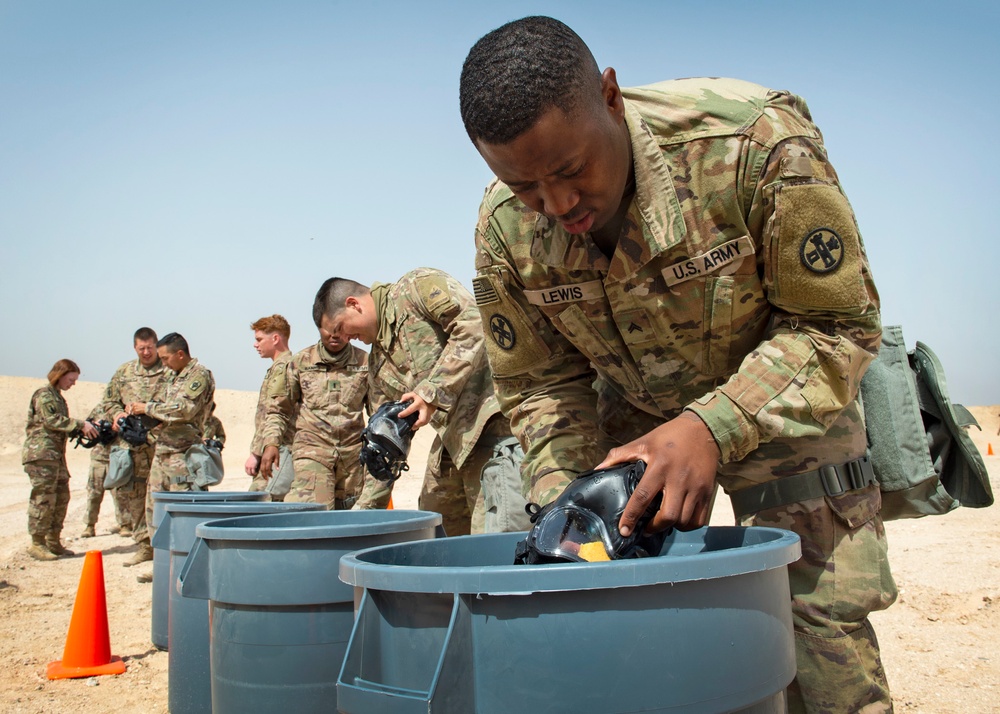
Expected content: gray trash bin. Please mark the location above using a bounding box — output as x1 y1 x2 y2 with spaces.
153 501 326 714
149 490 268 651
179 509 442 714
338 526 801 714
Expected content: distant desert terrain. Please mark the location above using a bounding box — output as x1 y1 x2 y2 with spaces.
0 374 997 713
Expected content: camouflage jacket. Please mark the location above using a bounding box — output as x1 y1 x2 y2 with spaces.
250 350 293 456
22 385 82 464
98 358 167 452
369 268 501 468
146 358 216 454
473 78 881 502
204 415 226 445
86 405 111 464
262 341 368 469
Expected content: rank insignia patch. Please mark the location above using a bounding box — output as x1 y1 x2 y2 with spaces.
489 314 516 350
800 228 843 273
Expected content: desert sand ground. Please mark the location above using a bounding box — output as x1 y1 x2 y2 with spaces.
0 374 996 713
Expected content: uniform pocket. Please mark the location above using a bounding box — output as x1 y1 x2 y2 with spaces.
551 303 646 394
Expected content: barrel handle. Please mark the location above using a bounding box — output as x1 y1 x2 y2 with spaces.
149 511 171 550
177 536 210 600
337 591 473 713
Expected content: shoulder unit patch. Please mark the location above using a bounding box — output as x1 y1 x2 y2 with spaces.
799 228 843 273
489 314 516 350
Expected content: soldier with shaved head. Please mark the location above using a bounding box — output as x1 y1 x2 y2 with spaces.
462 16 895 713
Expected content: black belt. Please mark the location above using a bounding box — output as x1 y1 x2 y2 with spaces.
729 454 877 519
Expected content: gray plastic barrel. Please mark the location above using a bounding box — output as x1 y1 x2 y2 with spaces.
153 501 325 714
179 509 442 714
338 526 801 714
150 490 268 651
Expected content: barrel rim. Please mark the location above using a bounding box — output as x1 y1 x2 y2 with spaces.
193 509 443 542
338 526 801 594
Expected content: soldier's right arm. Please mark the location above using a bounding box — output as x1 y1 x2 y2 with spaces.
97 365 127 422
473 193 615 505
261 356 298 449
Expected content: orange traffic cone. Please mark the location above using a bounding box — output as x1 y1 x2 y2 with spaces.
989 443 994 456
386 495 394 510
47 550 126 679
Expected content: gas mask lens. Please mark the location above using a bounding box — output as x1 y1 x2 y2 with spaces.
534 506 614 562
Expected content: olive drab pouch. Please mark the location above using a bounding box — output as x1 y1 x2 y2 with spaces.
185 443 225 489
266 445 295 498
481 436 532 533
105 445 135 489
860 325 992 520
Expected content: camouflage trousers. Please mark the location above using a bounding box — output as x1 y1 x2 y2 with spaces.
120 447 152 544
744 484 897 714
25 459 70 539
144 448 204 544
355 415 513 537
284 446 362 510
83 457 128 529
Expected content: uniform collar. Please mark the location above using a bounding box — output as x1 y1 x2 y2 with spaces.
317 341 352 366
135 358 165 376
176 358 199 380
528 98 687 280
370 282 395 349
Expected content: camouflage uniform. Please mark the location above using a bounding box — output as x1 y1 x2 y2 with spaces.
98 358 166 543
473 78 896 713
249 350 293 496
203 414 226 444
262 342 367 509
144 359 215 541
82 439 130 533
22 385 82 548
353 268 513 537
81 405 128 533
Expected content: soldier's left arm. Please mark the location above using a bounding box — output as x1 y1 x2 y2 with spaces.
146 369 215 425
685 109 881 464
408 272 485 415
206 416 226 444
39 390 84 434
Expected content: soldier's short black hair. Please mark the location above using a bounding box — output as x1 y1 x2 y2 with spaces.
313 278 370 328
157 332 189 355
460 16 602 145
134 327 157 344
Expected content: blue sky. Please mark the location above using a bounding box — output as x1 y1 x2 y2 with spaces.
2 0 998 407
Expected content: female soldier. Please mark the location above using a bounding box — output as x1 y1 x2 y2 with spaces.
22 359 97 561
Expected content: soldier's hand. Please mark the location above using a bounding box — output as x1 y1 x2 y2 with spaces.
127 402 147 416
81 421 99 439
597 412 720 534
398 392 435 429
111 411 127 431
245 453 261 476
260 445 280 479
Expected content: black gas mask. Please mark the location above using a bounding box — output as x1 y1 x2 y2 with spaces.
116 414 159 446
514 460 666 565
359 401 419 483
72 419 117 449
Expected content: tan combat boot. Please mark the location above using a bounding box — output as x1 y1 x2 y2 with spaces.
81 525 96 538
108 524 121 535
27 537 57 561
119 525 133 538
124 541 154 567
46 535 75 557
